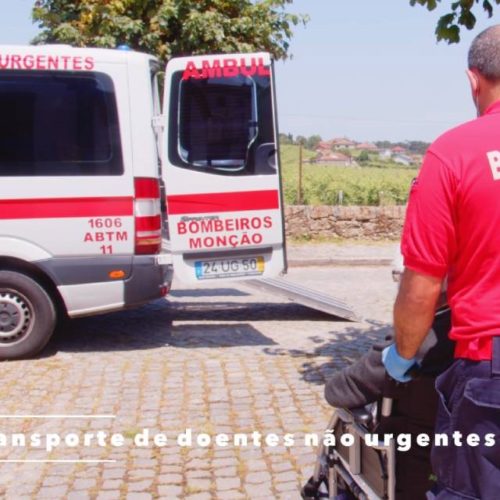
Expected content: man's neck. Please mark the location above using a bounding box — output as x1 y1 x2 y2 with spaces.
479 84 500 115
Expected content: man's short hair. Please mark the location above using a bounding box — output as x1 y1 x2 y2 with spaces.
468 25 500 80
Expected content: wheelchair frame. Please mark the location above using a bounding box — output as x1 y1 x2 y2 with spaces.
302 405 397 500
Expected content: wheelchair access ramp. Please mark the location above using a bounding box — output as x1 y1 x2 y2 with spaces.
161 238 359 321
241 277 360 321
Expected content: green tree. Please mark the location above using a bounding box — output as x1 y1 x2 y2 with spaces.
358 150 370 163
279 133 293 145
305 134 322 151
405 140 430 154
32 0 308 62
374 140 393 150
410 0 499 43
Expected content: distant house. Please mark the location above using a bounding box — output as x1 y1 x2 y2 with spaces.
379 149 392 160
410 154 424 166
355 142 378 152
391 146 407 154
316 140 334 151
312 151 355 166
331 137 357 150
393 154 414 166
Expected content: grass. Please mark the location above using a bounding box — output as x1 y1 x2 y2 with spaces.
279 144 418 206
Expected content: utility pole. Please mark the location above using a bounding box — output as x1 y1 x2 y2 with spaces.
298 142 303 204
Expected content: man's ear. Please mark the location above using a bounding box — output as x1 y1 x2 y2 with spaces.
466 68 479 96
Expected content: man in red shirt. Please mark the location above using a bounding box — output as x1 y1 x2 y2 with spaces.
382 25 500 498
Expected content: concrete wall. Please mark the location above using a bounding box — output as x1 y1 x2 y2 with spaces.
285 205 406 240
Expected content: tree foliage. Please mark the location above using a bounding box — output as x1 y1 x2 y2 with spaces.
32 0 308 62
410 0 500 43
358 151 370 163
305 134 322 150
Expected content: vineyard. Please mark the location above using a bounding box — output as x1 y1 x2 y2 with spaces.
279 144 418 206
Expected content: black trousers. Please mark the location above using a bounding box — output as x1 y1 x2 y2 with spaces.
431 337 500 499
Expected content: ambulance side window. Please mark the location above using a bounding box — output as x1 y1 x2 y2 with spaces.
0 71 123 176
168 71 276 176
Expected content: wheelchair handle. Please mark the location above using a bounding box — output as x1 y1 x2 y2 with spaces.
381 396 393 418
381 362 421 417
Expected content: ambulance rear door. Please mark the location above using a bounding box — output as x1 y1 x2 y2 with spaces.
162 53 287 284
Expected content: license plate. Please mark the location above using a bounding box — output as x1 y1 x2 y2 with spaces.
195 256 264 280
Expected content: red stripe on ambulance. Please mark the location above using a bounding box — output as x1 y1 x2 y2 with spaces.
0 197 133 220
166 190 279 215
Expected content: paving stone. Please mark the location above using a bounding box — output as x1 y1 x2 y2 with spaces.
277 492 299 500
102 469 127 480
211 457 237 468
36 486 69 498
6 488 35 499
157 485 183 497
213 466 236 477
128 469 155 479
41 476 67 487
274 470 299 483
187 458 209 469
215 477 241 491
126 494 152 500
185 469 211 480
271 461 294 473
127 480 153 492
184 493 212 500
185 478 211 491
245 471 272 484
73 479 97 490
215 491 246 500
244 459 268 471
244 484 274 498
160 465 183 474
66 492 91 500
131 459 156 468
275 481 298 492
102 480 122 490
161 454 181 465
96 492 121 500
187 448 209 459
158 473 183 484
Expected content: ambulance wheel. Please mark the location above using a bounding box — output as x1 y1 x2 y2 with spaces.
0 271 57 360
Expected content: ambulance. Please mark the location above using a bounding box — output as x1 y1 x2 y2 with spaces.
0 45 286 359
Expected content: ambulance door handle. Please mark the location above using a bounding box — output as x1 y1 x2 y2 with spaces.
151 115 165 133
254 143 277 175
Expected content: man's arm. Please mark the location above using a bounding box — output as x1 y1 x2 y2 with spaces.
387 151 456 380
394 268 443 359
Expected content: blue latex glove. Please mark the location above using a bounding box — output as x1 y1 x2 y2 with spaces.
382 344 417 383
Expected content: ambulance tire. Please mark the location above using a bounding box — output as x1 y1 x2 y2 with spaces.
0 271 57 360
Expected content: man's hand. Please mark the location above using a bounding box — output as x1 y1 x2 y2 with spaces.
382 343 416 383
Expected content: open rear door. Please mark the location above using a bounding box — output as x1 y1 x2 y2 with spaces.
162 53 287 284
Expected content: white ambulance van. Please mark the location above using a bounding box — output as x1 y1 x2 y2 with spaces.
0 46 286 359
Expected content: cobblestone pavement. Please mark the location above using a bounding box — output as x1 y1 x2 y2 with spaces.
0 261 397 499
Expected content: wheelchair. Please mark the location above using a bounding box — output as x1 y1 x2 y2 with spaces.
302 308 454 500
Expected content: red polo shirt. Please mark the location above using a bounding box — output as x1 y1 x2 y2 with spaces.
401 100 500 361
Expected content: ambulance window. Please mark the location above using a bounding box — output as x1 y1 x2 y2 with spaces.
168 70 276 175
0 71 122 176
